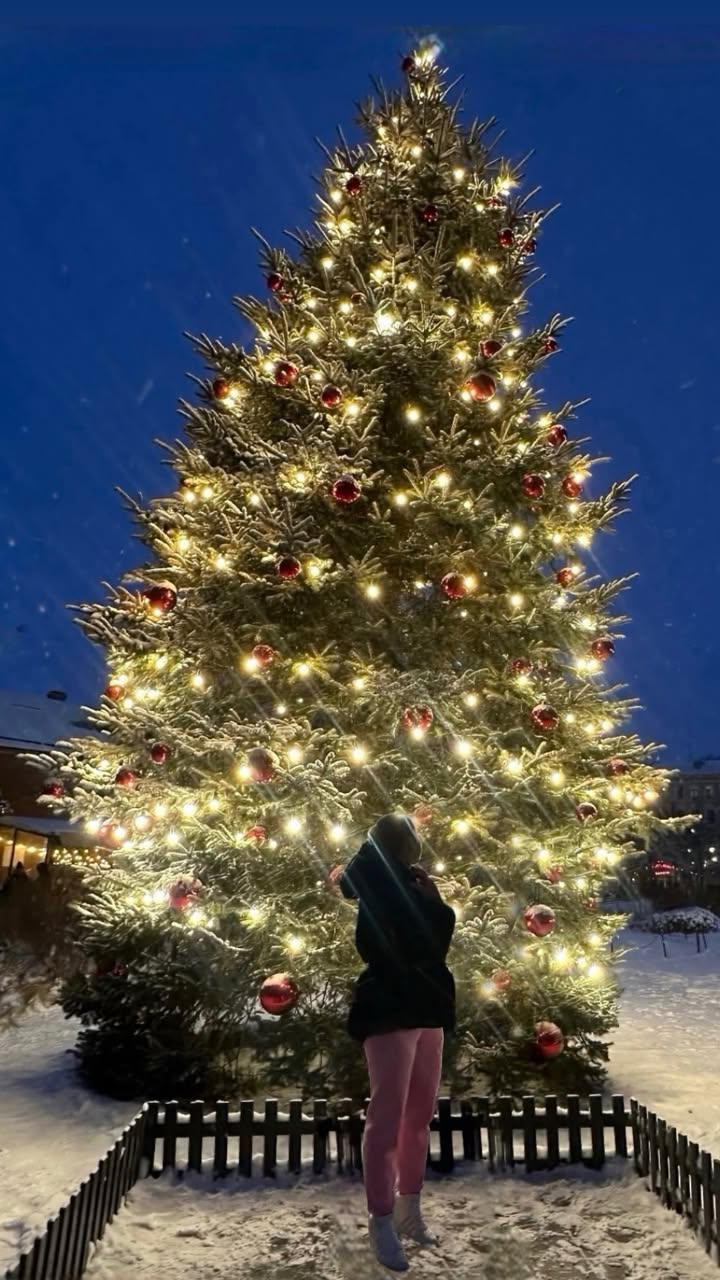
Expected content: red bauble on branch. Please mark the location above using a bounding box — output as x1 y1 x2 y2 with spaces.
465 372 496 402
331 475 361 504
497 227 514 248
441 572 467 599
591 637 615 661
546 424 567 447
266 272 283 292
522 237 537 254
212 377 230 400
401 54 416 73
543 336 559 353
114 767 137 788
273 361 298 387
480 338 502 358
320 383 343 409
168 876 203 912
143 583 177 614
246 748 278 784
259 973 300 1016
606 757 628 778
275 555 301 580
150 742 170 766
491 969 512 992
576 801 599 823
534 1020 564 1059
104 682 123 701
252 643 275 668
562 475 584 499
512 656 533 676
44 780 64 798
523 904 556 937
345 174 363 196
245 824 266 843
531 704 559 733
413 803 434 828
545 865 563 884
420 203 439 224
522 473 545 499
400 705 434 732
555 566 577 588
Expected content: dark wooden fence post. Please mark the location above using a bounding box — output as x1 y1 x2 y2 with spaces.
263 1100 278 1178
522 1097 537 1172
612 1095 628 1158
545 1095 560 1169
188 1101 204 1174
214 1101 229 1179
288 1099 303 1176
589 1095 605 1169
313 1099 328 1175
238 1100 254 1177
162 1101 178 1172
566 1095 582 1165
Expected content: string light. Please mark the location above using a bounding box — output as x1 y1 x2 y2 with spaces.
454 738 473 758
452 818 470 836
352 677 366 691
434 471 451 490
329 823 346 842
549 770 564 788
166 829 180 846
457 254 474 271
285 816 304 836
506 757 523 775
405 405 422 423
287 745 304 765
191 673 206 691
247 905 264 925
365 583 381 600
154 803 168 819
509 593 524 609
350 744 369 765
393 492 409 507
320 256 334 271
488 398 502 413
287 934 304 953
508 523 525 540
464 692 479 709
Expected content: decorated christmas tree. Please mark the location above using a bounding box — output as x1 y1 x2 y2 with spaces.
44 43 670 1100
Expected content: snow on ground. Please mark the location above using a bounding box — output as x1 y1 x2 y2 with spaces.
3 924 720 1273
0 1005 136 1269
610 926 720 1150
85 1163 717 1280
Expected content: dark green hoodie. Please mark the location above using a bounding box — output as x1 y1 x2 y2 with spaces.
339 827 456 1042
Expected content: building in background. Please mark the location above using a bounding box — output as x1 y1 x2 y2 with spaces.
651 765 720 892
0 689 102 880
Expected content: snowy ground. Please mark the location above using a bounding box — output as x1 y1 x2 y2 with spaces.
2 925 720 1274
84 1164 716 1280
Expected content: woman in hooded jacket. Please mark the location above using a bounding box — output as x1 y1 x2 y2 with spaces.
338 812 456 1272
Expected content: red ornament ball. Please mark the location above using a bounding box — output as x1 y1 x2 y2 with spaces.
522 473 546 499
555 566 577 588
546 424 567 447
276 555 301 580
420 203 439 224
576 801 599 823
327 865 343 893
44 780 64 798
273 361 298 387
562 475 584 499
400 705 434 732
491 969 512 992
441 572 467 599
606 756 628 778
259 973 300 1016
252 643 275 668
345 174 363 196
545 865 563 884
522 237 537 254
591 636 615 661
401 54 416 73
168 876 203 912
105 682 123 701
246 748 278 784
497 226 514 248
523 904 556 938
320 383 343 409
413 803 434 828
534 1020 564 1059
512 657 533 676
465 371 496 402
531 703 559 733
266 271 283 292
212 377 230 400
114 767 137 788
143 583 177 613
150 742 170 766
331 474 361 504
480 338 503 358
245 824 266 843
543 336 559 353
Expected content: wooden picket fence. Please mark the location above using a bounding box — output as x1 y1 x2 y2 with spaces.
5 1093 720 1279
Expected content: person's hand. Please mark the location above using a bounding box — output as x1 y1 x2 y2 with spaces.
411 864 441 898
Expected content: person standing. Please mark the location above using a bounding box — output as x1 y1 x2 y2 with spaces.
339 813 456 1272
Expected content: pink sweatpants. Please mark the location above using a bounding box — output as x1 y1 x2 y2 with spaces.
362 1027 444 1216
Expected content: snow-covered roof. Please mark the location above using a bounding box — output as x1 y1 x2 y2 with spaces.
0 689 97 750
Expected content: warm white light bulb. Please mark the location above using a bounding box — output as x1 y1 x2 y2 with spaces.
285 815 304 836
506 757 522 775
454 738 472 758
405 406 422 424
287 934 304 954
329 823 345 842
352 677 366 691
509 593 524 609
350 744 368 765
365 583 381 600
508 523 525 540
393 492 408 507
287 745 304 765
435 471 451 490
320 256 334 271
549 770 564 788
457 254 474 272
154 803 168 819
464 692 479 709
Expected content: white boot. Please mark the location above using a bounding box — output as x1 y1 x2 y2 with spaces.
393 1193 439 1247
368 1214 409 1271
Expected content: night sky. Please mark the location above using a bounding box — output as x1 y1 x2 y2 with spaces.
2 27 719 765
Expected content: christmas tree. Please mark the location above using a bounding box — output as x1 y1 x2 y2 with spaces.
45 42 670 1100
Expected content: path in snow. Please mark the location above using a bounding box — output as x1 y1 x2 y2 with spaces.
610 927 720 1150
0 1006 135 1269
85 1164 716 1280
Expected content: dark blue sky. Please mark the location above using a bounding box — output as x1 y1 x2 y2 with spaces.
2 26 719 764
